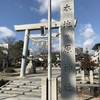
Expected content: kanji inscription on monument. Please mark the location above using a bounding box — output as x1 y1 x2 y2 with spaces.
63 64 73 73
65 34 70 39
62 20 72 28
64 44 72 54
64 83 73 92
63 4 71 12
60 0 76 100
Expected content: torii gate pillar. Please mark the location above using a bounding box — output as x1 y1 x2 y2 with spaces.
20 29 29 77
60 0 76 100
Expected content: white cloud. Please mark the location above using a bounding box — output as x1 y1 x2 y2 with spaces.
40 18 48 23
83 39 94 50
76 23 99 54
80 24 95 38
37 0 65 14
52 44 60 51
40 18 57 23
0 27 15 38
30 7 39 12
52 18 56 22
29 48 39 56
83 39 94 54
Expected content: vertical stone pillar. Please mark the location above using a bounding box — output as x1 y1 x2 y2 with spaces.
90 71 93 84
99 68 100 86
59 27 61 57
41 78 48 100
20 29 29 77
60 0 76 100
52 78 58 100
81 70 84 84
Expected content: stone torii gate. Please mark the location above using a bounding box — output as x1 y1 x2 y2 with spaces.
14 21 60 77
14 0 76 99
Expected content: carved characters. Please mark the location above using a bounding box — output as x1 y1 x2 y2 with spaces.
64 44 72 54
63 4 71 12
62 20 72 28
63 63 73 73
64 83 73 92
65 34 69 39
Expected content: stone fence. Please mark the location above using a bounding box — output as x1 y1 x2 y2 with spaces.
41 69 100 100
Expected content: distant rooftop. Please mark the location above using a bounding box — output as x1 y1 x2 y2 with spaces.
92 43 100 50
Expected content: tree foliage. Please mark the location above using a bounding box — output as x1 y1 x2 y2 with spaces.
11 40 23 67
0 37 23 68
12 40 23 60
80 49 97 72
37 45 59 69
2 37 16 67
38 46 48 69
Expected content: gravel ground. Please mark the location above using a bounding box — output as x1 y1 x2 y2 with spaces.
58 94 100 100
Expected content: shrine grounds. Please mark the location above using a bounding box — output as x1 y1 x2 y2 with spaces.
0 67 100 100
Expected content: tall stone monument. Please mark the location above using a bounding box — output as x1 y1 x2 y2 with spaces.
60 0 76 99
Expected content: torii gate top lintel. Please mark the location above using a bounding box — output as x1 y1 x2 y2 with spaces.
14 21 60 32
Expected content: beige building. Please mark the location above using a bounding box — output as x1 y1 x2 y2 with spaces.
92 43 100 63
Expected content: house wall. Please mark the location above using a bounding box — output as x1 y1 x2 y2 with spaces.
94 46 100 63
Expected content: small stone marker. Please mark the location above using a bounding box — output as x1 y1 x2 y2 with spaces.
82 70 84 84
90 71 93 84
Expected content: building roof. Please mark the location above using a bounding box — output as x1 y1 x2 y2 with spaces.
92 43 100 50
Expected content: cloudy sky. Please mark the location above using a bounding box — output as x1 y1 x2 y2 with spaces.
0 0 100 54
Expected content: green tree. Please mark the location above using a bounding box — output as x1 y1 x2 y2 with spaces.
11 40 23 67
81 49 97 72
2 37 16 68
0 37 24 68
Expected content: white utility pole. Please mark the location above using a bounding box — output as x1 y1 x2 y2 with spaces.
48 0 52 100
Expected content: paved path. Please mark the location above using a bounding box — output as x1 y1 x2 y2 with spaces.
0 69 61 100
1 68 100 100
